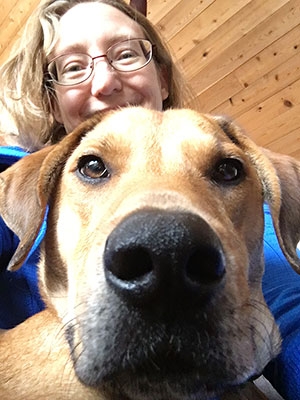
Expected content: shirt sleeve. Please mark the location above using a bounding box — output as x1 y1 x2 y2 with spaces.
262 204 300 400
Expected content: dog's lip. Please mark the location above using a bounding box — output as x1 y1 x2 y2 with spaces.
99 351 244 389
83 344 256 399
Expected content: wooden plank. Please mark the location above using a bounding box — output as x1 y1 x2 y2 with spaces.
239 102 300 148
147 0 182 26
236 78 300 132
266 128 300 159
168 0 252 61
0 0 37 43
196 24 300 114
178 0 293 85
235 23 300 87
189 73 244 112
212 50 300 117
0 0 39 64
0 0 19 25
153 0 214 43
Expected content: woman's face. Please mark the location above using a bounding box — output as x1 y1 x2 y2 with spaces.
51 2 169 133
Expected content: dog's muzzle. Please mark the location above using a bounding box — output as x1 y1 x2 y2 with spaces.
73 209 258 399
104 209 226 311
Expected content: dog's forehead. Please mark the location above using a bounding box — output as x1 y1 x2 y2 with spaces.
82 107 229 150
86 107 162 144
161 109 227 148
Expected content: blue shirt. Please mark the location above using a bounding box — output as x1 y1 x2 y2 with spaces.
263 205 300 399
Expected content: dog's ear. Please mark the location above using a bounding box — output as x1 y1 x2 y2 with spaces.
213 115 300 273
262 148 300 272
0 146 54 271
0 115 104 272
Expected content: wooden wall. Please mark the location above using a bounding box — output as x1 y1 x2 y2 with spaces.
1 0 300 159
148 0 300 159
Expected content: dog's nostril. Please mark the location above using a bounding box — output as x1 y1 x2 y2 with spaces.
108 247 153 281
186 247 225 285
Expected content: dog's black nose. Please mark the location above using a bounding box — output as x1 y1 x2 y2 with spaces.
104 209 225 308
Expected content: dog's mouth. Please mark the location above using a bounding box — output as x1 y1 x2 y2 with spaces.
105 364 232 400
67 307 257 400
76 346 253 400
105 351 244 400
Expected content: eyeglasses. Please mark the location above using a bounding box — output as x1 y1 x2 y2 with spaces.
47 38 153 86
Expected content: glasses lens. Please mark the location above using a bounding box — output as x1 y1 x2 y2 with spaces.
48 53 92 85
47 39 153 86
108 39 152 72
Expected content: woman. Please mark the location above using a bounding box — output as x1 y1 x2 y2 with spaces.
0 0 191 151
0 1 299 399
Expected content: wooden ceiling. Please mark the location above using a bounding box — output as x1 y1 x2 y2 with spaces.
1 0 300 159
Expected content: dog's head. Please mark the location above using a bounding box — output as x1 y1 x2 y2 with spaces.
1 107 299 399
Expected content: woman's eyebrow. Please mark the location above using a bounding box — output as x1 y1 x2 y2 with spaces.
53 33 146 57
52 43 88 57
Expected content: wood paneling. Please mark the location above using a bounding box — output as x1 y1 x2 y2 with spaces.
1 0 300 159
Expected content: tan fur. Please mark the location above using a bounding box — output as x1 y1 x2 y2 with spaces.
0 107 299 400
0 310 102 400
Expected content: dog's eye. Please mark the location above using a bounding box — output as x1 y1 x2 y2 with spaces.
212 158 245 185
77 155 109 180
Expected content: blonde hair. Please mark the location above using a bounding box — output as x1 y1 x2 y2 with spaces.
0 0 192 151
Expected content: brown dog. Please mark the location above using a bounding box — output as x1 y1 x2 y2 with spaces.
0 107 299 400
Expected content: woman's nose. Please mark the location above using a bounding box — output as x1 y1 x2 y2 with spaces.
90 60 122 97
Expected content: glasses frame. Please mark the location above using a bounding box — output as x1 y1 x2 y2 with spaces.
46 38 154 87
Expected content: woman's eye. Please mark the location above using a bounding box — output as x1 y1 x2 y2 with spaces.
117 49 137 61
62 62 87 75
121 50 134 59
212 158 245 185
77 156 109 180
